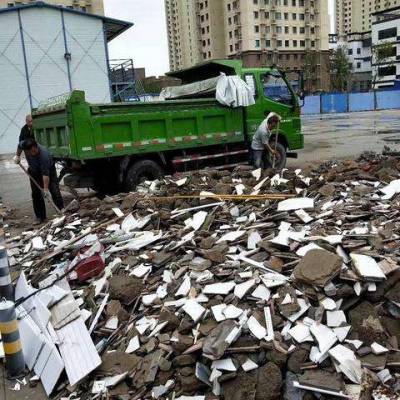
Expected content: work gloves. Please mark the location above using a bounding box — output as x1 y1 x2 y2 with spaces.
13 155 21 164
43 189 51 200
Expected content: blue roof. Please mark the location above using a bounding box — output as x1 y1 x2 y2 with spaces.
0 1 133 41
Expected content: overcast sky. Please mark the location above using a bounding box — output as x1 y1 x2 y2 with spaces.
105 0 335 77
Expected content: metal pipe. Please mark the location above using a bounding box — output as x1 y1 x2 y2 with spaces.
0 300 25 378
61 10 73 92
18 9 33 110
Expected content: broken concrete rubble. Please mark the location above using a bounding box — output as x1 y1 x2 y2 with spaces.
2 152 400 399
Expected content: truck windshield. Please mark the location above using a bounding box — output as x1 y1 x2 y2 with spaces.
262 73 294 106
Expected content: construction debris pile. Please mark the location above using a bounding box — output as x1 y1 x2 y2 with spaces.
3 153 400 400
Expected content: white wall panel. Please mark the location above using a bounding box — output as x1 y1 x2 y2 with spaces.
20 8 70 107
64 12 111 103
0 7 111 155
0 12 29 154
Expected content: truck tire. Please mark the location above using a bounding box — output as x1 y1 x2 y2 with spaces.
125 159 163 191
271 142 287 170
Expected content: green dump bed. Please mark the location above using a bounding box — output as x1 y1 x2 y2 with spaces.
33 91 244 161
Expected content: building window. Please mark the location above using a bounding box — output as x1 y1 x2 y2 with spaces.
276 26 282 33
311 41 315 47
293 40 297 47
276 12 281 20
285 26 289 34
284 12 289 20
286 54 290 60
299 13 304 20
300 40 305 47
348 49 353 55
255 25 260 33
255 40 260 48
285 40 290 47
278 40 282 47
310 27 315 34
293 27 297 34
229 31 233 38
300 27 305 34
254 11 259 18
357 62 361 69
292 0 296 5
265 11 269 18
357 48 361 54
292 13 297 20
254 0 258 3
230 45 233 51
378 27 397 40
266 40 271 47
378 65 396 76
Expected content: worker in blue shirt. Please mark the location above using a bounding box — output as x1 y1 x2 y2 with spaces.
19 138 64 224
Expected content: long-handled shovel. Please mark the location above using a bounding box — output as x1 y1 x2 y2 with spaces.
18 163 62 215
272 120 281 169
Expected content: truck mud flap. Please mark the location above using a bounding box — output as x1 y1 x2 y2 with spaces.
287 152 298 159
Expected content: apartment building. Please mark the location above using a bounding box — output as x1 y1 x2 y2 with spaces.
371 5 400 88
0 0 104 14
336 0 400 37
166 0 330 91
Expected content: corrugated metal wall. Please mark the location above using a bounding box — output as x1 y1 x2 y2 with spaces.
0 7 111 154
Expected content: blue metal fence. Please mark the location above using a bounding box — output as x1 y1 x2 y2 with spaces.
302 89 400 115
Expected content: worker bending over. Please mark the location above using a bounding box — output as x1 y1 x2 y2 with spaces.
251 112 281 169
19 139 64 224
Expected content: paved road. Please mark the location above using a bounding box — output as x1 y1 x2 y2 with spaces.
1 109 400 224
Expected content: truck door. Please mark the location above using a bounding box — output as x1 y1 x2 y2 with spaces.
243 70 298 143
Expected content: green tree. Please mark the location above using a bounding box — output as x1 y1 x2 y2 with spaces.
329 46 351 92
372 41 396 88
303 50 317 94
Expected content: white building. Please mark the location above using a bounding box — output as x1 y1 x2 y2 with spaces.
346 32 373 91
0 2 131 154
372 6 400 89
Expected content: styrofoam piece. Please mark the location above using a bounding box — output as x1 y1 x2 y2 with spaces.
371 342 389 355
131 264 152 278
247 316 267 340
321 297 337 311
125 336 140 354
264 307 274 342
175 276 191 297
234 279 256 299
293 381 352 399
277 197 314 212
327 311 347 328
350 254 386 280
295 209 313 223
203 281 236 295
223 305 243 320
333 326 351 342
182 300 206 322
216 231 245 244
211 358 237 372
184 211 208 231
310 322 338 356
247 231 262 250
287 298 310 322
289 323 314 343
242 359 258 372
211 304 227 322
105 316 118 330
251 285 271 301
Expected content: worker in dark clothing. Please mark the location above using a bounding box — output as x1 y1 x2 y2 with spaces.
19 139 64 224
13 114 34 164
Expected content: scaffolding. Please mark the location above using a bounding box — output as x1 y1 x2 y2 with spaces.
109 59 148 102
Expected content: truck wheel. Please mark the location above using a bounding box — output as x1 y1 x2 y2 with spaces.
271 142 287 170
125 160 163 191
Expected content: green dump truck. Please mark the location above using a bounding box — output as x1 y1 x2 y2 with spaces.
32 60 304 192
